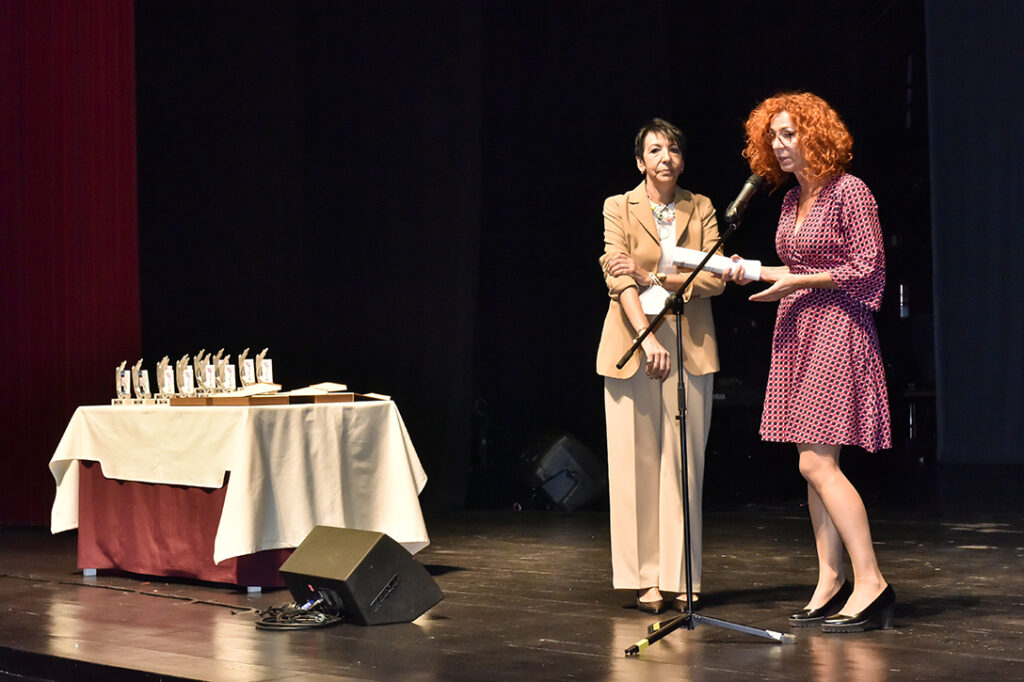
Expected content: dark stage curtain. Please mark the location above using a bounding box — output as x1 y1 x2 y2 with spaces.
0 0 141 524
472 0 932 505
925 2 1024 463
6 0 956 520
133 2 481 509
133 1 932 510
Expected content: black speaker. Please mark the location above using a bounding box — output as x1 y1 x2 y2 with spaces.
279 526 443 625
520 433 606 510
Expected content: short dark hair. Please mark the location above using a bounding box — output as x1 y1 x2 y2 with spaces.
634 118 686 160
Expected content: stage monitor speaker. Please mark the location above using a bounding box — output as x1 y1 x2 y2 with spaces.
279 526 443 625
520 432 606 510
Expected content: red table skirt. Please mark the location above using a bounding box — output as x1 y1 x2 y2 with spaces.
77 461 291 587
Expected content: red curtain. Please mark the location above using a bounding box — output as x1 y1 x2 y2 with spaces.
0 1 140 525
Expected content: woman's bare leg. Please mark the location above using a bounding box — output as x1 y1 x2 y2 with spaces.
803 476 846 608
798 443 887 614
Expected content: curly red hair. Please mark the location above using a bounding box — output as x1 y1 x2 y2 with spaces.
742 92 853 189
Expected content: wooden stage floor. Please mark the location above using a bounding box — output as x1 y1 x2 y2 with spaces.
2 465 1023 680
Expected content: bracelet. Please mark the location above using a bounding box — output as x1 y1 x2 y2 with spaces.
633 326 649 342
654 271 667 285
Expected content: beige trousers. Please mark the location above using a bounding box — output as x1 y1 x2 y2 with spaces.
603 319 713 593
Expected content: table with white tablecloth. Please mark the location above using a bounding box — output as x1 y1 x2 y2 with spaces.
49 401 430 586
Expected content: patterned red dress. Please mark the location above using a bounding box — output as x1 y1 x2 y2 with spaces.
760 173 892 452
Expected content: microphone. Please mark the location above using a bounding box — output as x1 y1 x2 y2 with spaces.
723 174 763 224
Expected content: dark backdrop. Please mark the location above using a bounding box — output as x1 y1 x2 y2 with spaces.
133 0 937 511
134 1 482 509
925 1 1024 464
472 0 935 506
8 1 1022 526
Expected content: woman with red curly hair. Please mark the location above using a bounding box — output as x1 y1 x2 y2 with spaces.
722 92 894 633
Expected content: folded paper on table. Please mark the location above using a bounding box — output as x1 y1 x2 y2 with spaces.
217 382 282 397
673 247 761 283
287 393 354 404
286 382 349 396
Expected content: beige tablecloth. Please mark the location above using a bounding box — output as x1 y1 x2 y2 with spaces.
50 401 430 564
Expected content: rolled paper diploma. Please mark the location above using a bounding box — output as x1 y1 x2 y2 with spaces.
673 247 761 283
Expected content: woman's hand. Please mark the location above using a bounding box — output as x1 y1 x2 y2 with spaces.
718 255 750 284
720 255 793 284
606 253 653 287
719 256 802 301
749 273 804 302
640 334 670 381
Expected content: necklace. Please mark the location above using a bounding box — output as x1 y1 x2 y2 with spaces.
649 200 674 240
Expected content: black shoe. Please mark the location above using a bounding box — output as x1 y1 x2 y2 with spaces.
788 580 852 627
821 585 895 633
636 595 666 614
671 593 700 612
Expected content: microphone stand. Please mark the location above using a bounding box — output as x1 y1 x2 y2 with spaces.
617 217 794 655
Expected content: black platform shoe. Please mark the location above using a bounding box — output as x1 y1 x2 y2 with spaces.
822 585 895 633
788 580 852 627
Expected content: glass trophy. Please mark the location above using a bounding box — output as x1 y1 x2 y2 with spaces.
156 356 174 397
238 348 256 386
193 349 209 394
204 363 217 393
114 361 131 404
175 354 194 396
137 368 152 399
216 354 234 392
207 349 223 394
130 359 149 402
255 348 273 384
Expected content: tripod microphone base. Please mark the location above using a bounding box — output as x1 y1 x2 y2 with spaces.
625 610 795 655
693 612 796 643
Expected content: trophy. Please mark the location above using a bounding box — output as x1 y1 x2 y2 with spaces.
176 354 194 396
131 359 151 400
255 347 273 384
216 353 236 392
208 348 224 394
194 349 210 394
156 356 174 397
114 361 131 403
238 347 256 386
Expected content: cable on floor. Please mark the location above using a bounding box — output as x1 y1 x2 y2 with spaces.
254 599 344 630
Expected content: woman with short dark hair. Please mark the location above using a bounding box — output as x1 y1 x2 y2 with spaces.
598 118 725 614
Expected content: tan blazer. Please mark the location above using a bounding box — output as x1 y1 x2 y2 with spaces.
597 181 725 379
